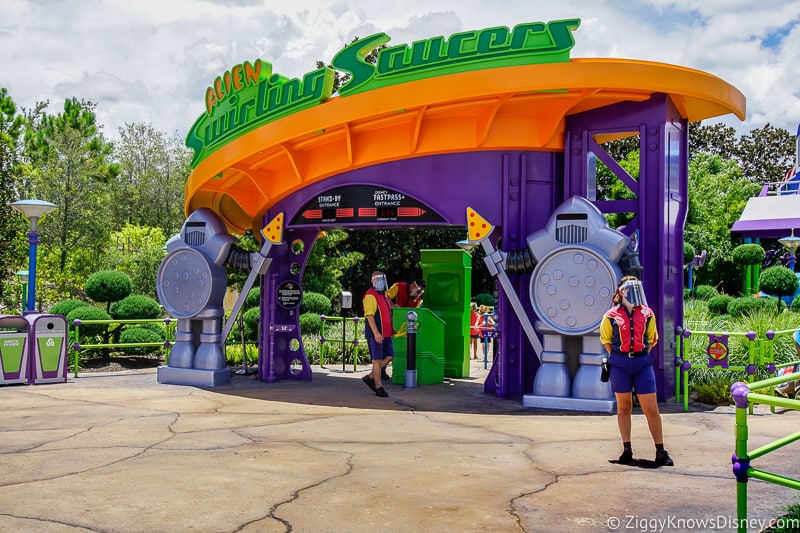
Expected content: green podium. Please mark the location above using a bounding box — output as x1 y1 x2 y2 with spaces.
420 249 471 378
391 308 445 385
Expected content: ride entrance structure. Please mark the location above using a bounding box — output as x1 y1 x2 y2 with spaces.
162 18 745 407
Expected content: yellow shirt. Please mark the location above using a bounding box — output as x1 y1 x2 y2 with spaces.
363 293 377 316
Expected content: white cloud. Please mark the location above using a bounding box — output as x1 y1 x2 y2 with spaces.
2 0 799 142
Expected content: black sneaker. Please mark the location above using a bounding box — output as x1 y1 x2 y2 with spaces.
375 387 389 398
362 375 377 392
618 449 634 465
655 449 674 466
381 369 391 381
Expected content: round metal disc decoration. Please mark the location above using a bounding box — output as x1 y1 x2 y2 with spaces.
156 248 214 319
529 245 620 335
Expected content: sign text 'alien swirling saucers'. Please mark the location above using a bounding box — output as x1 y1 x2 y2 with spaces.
186 18 580 167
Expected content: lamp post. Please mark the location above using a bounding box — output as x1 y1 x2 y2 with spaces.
778 228 800 272
10 200 57 314
15 270 28 315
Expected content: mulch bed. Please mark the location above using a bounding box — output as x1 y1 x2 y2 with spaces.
78 354 164 373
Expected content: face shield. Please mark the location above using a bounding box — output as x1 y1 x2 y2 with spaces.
409 283 423 299
371 273 388 292
619 279 647 308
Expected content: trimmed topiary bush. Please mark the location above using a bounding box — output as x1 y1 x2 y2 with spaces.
241 306 260 341
693 285 718 301
110 295 162 320
683 243 696 265
66 306 112 338
119 327 163 355
50 299 89 317
707 294 733 315
474 293 495 307
727 296 778 317
732 243 766 266
759 266 800 311
300 312 323 335
300 291 331 315
128 321 166 341
244 287 260 311
85 270 133 310
792 296 800 313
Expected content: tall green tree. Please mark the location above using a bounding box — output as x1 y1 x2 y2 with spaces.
112 123 190 237
101 225 168 299
23 98 120 303
0 88 27 309
688 122 738 160
735 123 795 185
684 153 760 294
690 122 794 185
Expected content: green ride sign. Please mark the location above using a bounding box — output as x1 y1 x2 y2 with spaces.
186 18 581 167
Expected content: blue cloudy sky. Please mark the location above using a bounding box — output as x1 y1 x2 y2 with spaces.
2 0 799 140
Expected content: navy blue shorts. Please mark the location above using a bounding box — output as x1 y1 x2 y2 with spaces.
609 353 656 394
367 335 394 361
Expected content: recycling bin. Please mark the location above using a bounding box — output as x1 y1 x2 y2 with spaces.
0 315 31 385
27 314 68 384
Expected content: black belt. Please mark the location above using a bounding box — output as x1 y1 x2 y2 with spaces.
613 351 648 358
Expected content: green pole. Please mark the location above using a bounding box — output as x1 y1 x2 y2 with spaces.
734 404 749 533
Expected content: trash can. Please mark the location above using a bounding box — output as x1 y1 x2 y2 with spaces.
0 315 31 385
27 314 68 384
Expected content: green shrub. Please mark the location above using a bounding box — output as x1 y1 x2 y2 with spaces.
691 376 733 406
707 294 733 315
85 270 133 307
130 321 166 341
241 306 260 341
225 343 258 366
727 296 776 317
683 243 696 265
300 291 331 315
244 287 260 311
474 293 495 307
300 312 322 334
792 296 800 312
50 299 89 317
118 327 163 355
110 295 161 320
759 266 800 309
731 243 765 265
66 306 112 338
693 285 718 301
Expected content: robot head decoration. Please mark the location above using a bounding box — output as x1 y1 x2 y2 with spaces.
526 196 629 335
618 278 648 308
371 272 388 292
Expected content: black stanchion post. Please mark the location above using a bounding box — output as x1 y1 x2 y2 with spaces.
405 310 418 388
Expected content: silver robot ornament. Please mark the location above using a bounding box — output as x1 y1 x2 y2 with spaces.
524 196 636 410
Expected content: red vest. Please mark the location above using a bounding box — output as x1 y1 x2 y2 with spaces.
366 288 394 337
394 282 421 308
603 305 655 353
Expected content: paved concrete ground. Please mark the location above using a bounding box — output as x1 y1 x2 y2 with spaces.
1 359 798 533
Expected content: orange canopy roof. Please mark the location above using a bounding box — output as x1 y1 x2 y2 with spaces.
185 58 746 235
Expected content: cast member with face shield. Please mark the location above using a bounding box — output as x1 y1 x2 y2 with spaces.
600 276 674 467
362 271 394 397
386 278 426 308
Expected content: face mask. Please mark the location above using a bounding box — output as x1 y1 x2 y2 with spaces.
409 285 422 299
372 274 388 292
619 279 647 307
